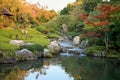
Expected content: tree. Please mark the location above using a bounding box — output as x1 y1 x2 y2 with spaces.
60 7 69 15
80 3 119 52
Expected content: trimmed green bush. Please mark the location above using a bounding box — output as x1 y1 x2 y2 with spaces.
20 44 44 52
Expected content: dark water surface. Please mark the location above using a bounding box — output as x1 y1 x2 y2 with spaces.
0 56 120 80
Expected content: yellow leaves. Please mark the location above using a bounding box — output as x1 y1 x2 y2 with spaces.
4 68 28 80
84 24 94 30
76 0 83 5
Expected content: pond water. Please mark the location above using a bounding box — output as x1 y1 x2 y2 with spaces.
0 56 120 80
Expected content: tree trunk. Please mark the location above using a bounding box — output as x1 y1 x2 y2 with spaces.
105 32 109 53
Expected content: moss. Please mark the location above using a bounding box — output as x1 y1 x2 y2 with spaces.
0 28 50 51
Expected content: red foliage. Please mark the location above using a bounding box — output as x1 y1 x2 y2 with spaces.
94 4 119 20
94 13 109 20
79 13 88 20
85 19 94 24
95 4 118 13
82 32 101 38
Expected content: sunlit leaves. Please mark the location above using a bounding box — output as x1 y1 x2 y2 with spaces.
0 0 57 28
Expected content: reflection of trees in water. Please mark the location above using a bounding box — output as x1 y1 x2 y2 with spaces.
0 58 62 80
59 56 120 80
0 57 120 80
0 59 43 80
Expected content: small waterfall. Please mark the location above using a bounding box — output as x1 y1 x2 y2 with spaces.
59 24 86 56
59 34 86 56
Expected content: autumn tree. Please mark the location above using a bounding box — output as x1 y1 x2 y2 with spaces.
0 0 57 28
80 3 120 52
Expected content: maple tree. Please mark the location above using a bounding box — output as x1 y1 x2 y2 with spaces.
80 3 120 51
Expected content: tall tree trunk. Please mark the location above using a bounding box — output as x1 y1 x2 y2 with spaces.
105 32 109 53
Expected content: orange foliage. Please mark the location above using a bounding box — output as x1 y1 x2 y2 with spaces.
0 0 57 28
85 19 94 24
93 20 109 26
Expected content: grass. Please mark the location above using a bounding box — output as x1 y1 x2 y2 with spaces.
0 28 50 51
0 42 19 51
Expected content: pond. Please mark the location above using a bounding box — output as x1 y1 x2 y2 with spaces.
0 56 120 80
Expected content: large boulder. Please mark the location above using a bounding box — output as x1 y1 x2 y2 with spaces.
62 24 68 33
48 40 61 54
16 49 37 61
9 40 24 46
43 49 53 58
73 36 80 46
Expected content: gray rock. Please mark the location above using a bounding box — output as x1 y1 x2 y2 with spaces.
80 40 89 48
16 49 37 61
9 40 24 46
92 51 106 57
48 40 61 54
62 24 68 33
25 42 34 46
58 36 64 41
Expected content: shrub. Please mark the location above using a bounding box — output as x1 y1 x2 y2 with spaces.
86 46 105 53
47 33 59 39
20 44 44 52
88 38 104 46
36 26 48 34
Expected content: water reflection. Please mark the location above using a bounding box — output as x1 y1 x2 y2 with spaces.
24 58 74 80
0 56 120 80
